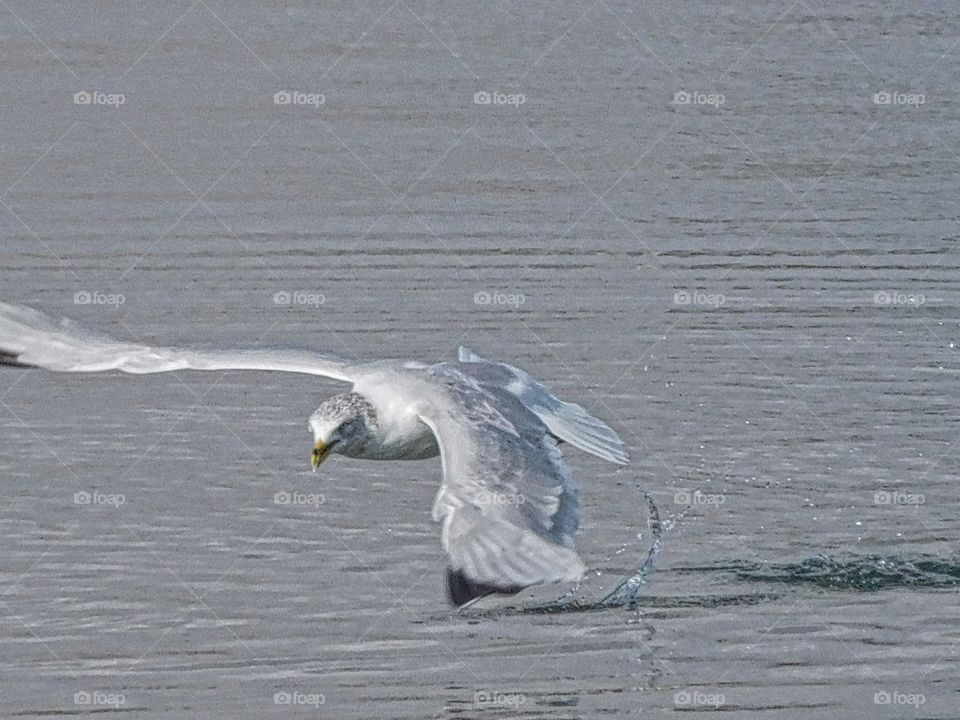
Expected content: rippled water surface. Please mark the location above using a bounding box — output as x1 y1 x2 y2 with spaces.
2 2 959 718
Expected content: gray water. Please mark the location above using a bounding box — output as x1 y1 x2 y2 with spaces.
2 2 959 717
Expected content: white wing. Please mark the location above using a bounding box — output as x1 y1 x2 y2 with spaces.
411 364 586 602
457 346 629 464
0 302 355 382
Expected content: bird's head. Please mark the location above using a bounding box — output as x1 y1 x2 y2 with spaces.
308 392 376 470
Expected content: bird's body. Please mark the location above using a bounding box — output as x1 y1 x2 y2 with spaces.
351 370 442 459
0 302 629 606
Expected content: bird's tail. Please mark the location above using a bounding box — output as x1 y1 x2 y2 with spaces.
457 346 629 465
534 398 630 465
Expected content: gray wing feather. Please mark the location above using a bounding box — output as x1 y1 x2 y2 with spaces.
414 365 585 590
0 302 355 382
456 346 629 464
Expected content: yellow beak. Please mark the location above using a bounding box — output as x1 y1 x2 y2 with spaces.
311 440 330 471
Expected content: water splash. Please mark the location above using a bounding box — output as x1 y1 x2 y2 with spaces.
595 491 662 608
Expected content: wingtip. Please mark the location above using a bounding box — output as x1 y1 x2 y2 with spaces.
611 443 631 465
457 346 483 363
0 349 32 368
446 568 524 607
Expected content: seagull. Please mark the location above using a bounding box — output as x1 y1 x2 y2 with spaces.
0 302 629 606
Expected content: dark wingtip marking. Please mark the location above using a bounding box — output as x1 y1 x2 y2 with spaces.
446 568 525 607
0 349 33 368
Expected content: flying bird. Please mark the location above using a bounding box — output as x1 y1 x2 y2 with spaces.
0 302 628 606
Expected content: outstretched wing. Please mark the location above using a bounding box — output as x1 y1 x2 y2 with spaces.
410 364 585 605
0 302 355 382
457 346 629 464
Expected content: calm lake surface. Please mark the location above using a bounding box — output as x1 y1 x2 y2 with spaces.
1 2 959 718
